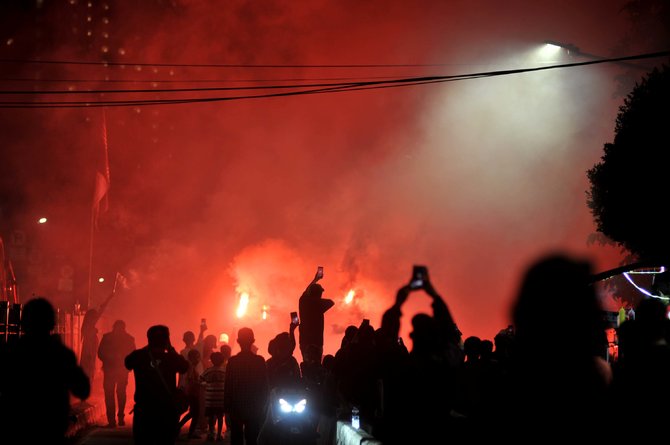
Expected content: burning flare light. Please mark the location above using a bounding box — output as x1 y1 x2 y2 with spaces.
236 292 249 318
344 289 355 304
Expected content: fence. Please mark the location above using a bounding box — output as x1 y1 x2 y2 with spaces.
0 301 85 357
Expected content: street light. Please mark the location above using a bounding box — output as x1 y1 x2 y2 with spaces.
544 40 583 57
543 40 652 71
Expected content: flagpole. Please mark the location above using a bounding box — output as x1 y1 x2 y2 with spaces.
87 195 96 310
88 109 111 309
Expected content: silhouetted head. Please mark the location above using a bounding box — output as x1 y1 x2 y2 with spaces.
203 334 217 349
410 313 440 352
512 253 603 357
21 297 55 336
81 308 99 330
464 336 482 360
147 325 170 350
210 351 225 367
341 325 358 348
220 344 232 359
112 320 126 331
273 332 293 357
183 330 195 345
306 283 324 298
355 323 375 346
267 337 278 357
322 354 335 370
481 339 494 359
237 327 255 348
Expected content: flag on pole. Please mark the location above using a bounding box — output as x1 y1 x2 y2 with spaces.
92 112 111 228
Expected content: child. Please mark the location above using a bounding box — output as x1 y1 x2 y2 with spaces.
178 348 203 439
200 351 226 441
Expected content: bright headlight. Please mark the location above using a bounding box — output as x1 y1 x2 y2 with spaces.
278 398 307 414
294 399 306 413
279 399 293 413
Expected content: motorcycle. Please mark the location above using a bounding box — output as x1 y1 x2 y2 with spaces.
258 385 319 445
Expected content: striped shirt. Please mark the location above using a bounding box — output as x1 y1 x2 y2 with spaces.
200 365 226 409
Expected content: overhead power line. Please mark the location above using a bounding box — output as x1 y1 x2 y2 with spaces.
0 50 666 109
0 58 474 69
0 75 403 84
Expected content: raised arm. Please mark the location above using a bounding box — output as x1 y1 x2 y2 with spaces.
423 274 458 341
289 322 297 352
380 285 410 340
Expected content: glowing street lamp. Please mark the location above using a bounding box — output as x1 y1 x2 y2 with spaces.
544 40 582 56
543 40 650 71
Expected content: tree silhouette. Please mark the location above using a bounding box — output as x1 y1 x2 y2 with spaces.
587 64 670 264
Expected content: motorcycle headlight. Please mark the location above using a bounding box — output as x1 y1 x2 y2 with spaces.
278 398 307 414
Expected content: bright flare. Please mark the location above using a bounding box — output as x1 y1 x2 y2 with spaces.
38 217 47 224
344 289 355 304
98 277 105 283
236 292 249 318
219 333 229 344
261 304 269 320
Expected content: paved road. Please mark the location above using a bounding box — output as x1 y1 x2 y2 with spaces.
71 424 230 445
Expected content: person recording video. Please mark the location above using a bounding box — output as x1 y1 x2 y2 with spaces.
298 266 334 363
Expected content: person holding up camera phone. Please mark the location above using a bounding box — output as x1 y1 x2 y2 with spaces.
298 266 334 363
376 265 464 444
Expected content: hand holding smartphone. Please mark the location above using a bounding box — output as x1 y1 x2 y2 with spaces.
409 265 428 289
316 266 324 280
290 311 299 326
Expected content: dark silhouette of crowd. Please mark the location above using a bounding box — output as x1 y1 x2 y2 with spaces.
3 254 670 444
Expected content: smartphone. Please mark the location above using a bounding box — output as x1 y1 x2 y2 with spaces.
410 265 427 289
316 266 324 279
290 311 299 325
201 318 207 329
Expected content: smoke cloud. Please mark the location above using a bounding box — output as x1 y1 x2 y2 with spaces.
0 0 639 356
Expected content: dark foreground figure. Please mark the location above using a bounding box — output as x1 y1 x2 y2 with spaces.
0 297 91 445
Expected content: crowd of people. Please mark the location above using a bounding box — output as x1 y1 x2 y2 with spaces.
2 252 670 444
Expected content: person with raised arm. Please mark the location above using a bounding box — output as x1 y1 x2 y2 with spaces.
376 266 463 444
298 267 334 363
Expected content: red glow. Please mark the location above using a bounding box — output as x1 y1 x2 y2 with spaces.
0 1 631 359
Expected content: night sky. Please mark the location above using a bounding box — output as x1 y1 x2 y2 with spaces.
1 0 660 356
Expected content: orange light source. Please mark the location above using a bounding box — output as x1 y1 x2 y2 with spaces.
344 289 355 304
236 292 249 318
38 217 47 224
98 277 105 283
